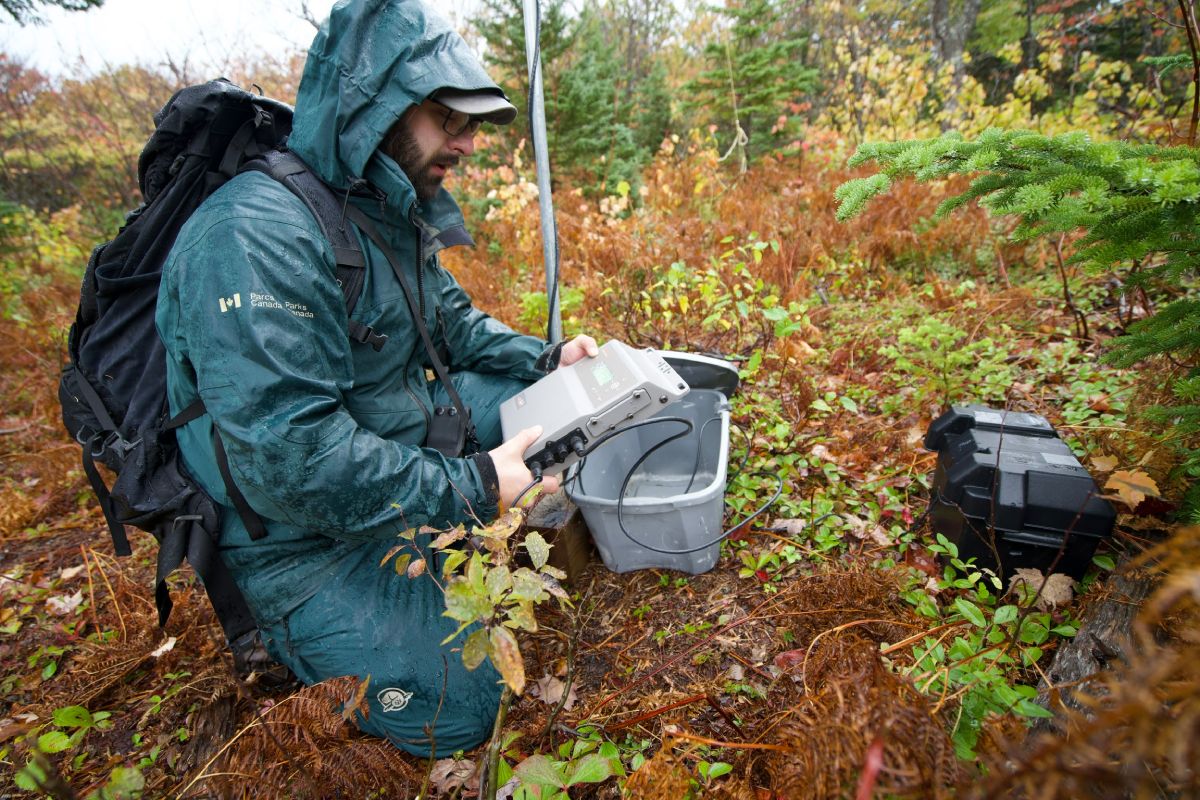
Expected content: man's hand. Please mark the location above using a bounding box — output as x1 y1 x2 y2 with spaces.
489 425 560 508
557 335 599 369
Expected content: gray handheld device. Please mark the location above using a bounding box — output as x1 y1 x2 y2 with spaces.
500 340 690 477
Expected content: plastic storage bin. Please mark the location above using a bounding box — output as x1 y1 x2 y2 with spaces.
924 405 1116 580
567 388 730 574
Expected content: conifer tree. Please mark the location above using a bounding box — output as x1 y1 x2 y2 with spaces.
546 9 646 193
1 0 100 25
836 128 1200 518
686 0 817 165
474 0 575 143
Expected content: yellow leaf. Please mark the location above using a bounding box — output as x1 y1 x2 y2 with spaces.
1105 470 1161 508
1091 455 1118 473
393 553 412 575
462 628 489 671
379 543 406 567
430 528 466 550
489 625 525 694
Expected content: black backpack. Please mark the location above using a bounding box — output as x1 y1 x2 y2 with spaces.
58 79 379 683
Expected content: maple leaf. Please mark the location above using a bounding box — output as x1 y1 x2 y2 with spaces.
531 674 578 710
1105 469 1161 508
1090 455 1118 473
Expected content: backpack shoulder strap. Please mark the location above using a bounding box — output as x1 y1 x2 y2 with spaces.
242 151 387 352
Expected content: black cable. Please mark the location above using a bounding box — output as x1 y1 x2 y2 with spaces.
683 415 722 494
617 466 784 556
512 470 544 508
563 412 784 557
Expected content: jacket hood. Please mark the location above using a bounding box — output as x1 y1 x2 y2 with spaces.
288 0 506 220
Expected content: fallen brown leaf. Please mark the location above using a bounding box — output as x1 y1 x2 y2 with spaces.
531 674 578 710
1105 469 1161 508
428 758 478 795
1009 568 1075 611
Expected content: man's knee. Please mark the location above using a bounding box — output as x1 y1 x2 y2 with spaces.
258 593 504 757
354 661 502 756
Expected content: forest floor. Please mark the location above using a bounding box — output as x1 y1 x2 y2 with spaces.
0 164 1193 799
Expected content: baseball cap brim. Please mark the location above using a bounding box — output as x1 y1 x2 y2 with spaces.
432 88 518 125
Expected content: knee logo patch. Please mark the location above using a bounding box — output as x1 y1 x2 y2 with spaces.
378 687 414 712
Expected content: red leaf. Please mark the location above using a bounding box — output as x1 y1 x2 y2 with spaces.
754 569 770 583
773 649 807 673
904 546 939 577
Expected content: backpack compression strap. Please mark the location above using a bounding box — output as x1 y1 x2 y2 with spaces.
241 151 386 351
167 399 267 541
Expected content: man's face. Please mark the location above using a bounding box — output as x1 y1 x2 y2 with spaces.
383 100 478 201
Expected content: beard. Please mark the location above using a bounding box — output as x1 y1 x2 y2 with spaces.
383 122 459 201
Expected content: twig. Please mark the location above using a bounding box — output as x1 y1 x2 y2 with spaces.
418 656 451 799
80 545 101 636
704 695 739 731
539 611 580 742
603 693 708 733
662 727 789 753
586 587 798 716
235 678 320 797
1177 0 1200 146
1054 234 1089 340
801 618 927 693
479 688 514 800
173 692 307 798
727 650 774 682
879 619 970 656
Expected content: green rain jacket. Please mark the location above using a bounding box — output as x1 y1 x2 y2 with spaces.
156 0 549 626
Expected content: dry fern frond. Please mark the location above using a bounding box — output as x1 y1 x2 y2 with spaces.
766 635 960 799
205 677 421 799
623 745 693 798
971 529 1200 799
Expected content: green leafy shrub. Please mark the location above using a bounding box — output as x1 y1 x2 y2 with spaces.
880 316 1018 407
837 128 1200 518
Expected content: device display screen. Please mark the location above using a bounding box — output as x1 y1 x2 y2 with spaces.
592 361 615 386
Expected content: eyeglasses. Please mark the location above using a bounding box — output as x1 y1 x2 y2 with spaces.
434 103 483 137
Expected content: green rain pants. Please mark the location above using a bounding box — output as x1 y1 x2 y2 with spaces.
257 370 529 756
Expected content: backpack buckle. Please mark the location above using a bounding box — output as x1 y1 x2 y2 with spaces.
348 321 388 352
91 430 138 460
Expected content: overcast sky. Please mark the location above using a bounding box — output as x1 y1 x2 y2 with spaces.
0 0 479 79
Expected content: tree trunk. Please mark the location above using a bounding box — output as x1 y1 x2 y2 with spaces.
930 0 983 121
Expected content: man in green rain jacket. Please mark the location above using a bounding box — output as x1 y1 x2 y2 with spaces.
155 0 596 755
